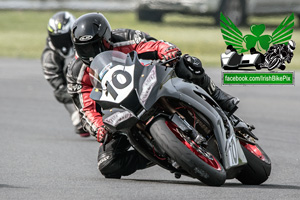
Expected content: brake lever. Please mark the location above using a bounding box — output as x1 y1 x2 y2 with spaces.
160 55 181 67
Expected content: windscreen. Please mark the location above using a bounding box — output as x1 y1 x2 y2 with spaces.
89 50 128 90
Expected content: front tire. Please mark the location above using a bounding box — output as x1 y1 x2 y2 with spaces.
150 118 226 186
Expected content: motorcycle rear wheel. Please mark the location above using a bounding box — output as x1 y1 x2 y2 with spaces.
150 118 226 186
236 143 271 185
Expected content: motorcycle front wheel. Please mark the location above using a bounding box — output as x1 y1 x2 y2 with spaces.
150 117 226 186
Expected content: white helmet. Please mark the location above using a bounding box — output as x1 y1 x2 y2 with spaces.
288 40 296 52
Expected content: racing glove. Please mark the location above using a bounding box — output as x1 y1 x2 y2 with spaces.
96 125 110 143
159 43 182 62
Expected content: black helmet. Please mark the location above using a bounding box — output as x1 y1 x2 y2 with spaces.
71 13 112 65
47 11 76 55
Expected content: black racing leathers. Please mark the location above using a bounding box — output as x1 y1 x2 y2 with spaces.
41 38 84 134
41 38 73 103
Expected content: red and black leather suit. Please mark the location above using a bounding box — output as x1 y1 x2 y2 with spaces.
67 28 179 178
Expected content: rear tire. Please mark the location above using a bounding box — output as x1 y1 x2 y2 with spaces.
237 144 271 185
150 118 226 186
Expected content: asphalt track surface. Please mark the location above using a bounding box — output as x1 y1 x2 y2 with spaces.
1 58 300 200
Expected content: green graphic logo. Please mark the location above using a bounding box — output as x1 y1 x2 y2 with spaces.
220 12 294 53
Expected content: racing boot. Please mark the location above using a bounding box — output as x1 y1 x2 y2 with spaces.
182 54 240 114
75 127 90 137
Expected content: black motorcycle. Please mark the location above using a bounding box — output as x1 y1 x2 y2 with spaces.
89 50 271 186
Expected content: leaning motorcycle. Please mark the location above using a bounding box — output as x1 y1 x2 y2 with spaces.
89 50 271 186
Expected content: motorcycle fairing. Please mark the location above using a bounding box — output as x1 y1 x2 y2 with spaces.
90 50 247 170
153 76 247 170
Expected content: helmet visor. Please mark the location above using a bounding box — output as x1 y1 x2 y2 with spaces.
74 39 103 64
50 32 73 52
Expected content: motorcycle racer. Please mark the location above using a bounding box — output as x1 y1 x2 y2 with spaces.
66 12 239 178
41 11 89 137
263 40 296 70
